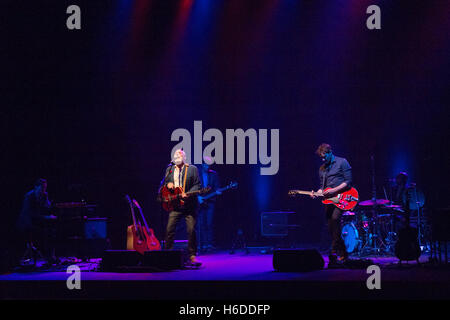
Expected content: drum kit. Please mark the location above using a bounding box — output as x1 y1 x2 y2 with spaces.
342 156 428 257
341 189 426 256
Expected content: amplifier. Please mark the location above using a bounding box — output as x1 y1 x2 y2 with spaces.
261 211 296 237
84 218 107 239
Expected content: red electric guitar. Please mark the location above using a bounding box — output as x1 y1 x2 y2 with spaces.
160 186 210 212
288 187 359 211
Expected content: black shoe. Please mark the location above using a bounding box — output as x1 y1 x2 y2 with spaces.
327 260 345 269
328 255 345 269
328 254 338 263
189 255 202 267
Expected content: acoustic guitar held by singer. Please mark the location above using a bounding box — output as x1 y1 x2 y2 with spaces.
160 183 211 212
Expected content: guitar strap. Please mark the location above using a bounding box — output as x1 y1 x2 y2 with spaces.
182 164 189 192
321 167 328 190
321 172 326 190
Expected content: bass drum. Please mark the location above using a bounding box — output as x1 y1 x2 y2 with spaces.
341 223 360 253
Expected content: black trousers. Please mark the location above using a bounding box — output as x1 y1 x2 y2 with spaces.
325 205 347 258
197 203 215 248
165 210 197 257
19 224 56 261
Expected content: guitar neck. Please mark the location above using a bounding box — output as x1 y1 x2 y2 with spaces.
133 200 150 231
203 186 230 200
125 195 139 228
185 189 206 196
291 190 323 197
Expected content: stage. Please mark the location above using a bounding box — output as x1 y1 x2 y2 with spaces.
2 1 450 307
1 251 448 300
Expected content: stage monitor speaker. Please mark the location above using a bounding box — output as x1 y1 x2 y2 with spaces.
100 250 184 272
273 248 324 272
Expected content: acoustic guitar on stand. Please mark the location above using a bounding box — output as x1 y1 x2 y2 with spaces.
125 194 160 254
132 199 160 251
288 187 359 211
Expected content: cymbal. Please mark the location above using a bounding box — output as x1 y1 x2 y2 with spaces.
359 199 390 206
384 204 402 209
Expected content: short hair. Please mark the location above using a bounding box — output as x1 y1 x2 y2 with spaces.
396 172 408 182
34 178 47 187
315 143 332 156
173 149 187 161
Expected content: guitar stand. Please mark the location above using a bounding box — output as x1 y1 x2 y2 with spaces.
20 242 44 267
229 229 248 254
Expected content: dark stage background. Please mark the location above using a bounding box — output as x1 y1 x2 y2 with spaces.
1 1 449 257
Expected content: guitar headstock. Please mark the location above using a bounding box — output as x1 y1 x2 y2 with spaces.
228 181 238 189
288 190 298 196
124 194 132 204
132 199 141 209
200 186 212 194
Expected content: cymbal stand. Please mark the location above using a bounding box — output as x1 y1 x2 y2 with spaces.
411 185 423 249
370 156 383 254
360 156 388 256
369 208 389 255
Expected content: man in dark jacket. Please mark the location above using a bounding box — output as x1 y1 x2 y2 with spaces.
159 149 202 266
197 156 221 252
311 144 352 267
17 178 56 264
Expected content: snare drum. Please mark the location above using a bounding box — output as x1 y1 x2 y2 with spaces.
341 222 360 253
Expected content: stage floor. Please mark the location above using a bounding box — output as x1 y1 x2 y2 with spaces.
1 251 449 300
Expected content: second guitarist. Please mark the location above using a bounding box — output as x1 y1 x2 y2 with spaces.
311 143 353 267
159 149 202 266
197 156 221 252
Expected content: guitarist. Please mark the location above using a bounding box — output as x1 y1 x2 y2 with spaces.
159 149 202 266
311 143 352 268
197 156 221 252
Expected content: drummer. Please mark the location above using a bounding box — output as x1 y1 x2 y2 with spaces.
391 172 409 210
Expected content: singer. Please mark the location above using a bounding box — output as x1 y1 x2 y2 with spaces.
158 149 202 266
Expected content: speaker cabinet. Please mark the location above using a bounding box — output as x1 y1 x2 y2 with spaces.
273 248 324 272
261 211 295 237
84 218 107 239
